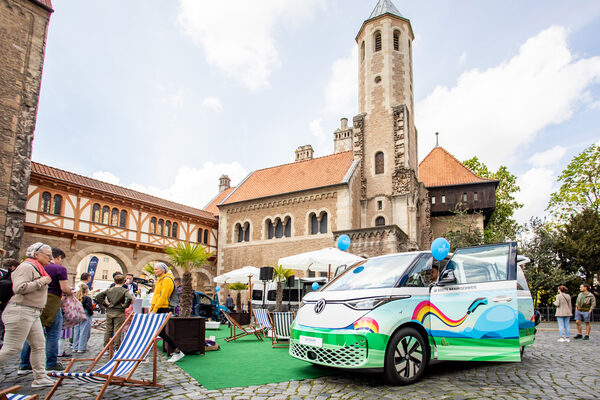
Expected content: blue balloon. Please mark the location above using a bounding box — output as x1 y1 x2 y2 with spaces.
431 237 450 261
337 234 351 251
312 282 319 291
215 286 221 292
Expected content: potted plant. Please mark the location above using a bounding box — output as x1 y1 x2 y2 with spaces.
273 265 294 311
228 282 250 324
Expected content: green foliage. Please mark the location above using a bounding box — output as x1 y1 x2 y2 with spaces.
443 205 484 252
554 208 600 291
272 265 294 312
228 283 248 312
463 157 523 242
518 218 579 307
142 263 156 278
547 144 600 223
228 283 248 291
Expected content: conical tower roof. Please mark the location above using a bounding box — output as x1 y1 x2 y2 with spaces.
368 0 402 20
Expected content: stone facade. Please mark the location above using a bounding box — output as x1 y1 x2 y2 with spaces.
0 0 52 258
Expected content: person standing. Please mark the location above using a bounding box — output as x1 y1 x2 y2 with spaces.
554 285 572 342
150 263 185 362
574 283 596 340
225 294 234 312
124 273 139 296
19 247 72 373
0 242 54 387
72 283 93 352
95 274 134 349
0 258 20 348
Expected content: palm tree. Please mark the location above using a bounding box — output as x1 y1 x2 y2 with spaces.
228 282 248 312
272 265 294 311
165 242 213 318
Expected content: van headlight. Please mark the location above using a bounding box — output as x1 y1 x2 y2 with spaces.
344 297 390 310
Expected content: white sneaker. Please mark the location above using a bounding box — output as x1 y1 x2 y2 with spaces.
32 377 56 388
167 351 185 363
558 338 565 342
17 368 32 375
565 338 570 342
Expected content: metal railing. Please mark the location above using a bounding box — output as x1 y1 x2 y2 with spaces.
536 306 599 322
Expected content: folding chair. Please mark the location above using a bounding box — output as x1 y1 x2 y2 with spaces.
91 318 106 331
271 311 295 348
0 386 37 400
252 308 272 337
44 312 171 400
222 312 264 342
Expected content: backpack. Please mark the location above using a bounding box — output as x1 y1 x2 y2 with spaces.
164 276 180 309
0 271 14 305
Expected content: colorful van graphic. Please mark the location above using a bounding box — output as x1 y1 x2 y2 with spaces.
290 242 536 385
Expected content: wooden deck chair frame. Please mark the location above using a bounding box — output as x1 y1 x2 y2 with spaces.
252 308 272 337
223 312 264 342
91 318 106 331
0 385 38 400
269 311 295 348
44 312 172 400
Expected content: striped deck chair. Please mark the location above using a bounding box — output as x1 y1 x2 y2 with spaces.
223 312 264 342
0 385 37 400
252 308 272 337
44 312 171 400
271 311 295 348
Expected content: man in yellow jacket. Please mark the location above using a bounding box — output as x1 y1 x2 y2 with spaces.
151 263 185 362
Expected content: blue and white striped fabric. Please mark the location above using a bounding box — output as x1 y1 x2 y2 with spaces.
272 312 294 339
6 394 32 400
253 308 272 332
49 313 168 383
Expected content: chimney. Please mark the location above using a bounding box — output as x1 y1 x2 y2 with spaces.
333 117 353 154
218 175 231 193
295 145 314 162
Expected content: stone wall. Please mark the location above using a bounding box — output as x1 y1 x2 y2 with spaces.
0 0 51 258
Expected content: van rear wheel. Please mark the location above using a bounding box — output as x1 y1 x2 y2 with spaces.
384 327 428 385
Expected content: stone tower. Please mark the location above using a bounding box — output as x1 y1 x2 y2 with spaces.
0 0 53 258
351 0 427 249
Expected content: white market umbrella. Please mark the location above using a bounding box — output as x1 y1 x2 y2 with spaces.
278 247 364 276
213 266 260 284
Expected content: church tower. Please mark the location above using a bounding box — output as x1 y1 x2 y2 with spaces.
351 0 427 249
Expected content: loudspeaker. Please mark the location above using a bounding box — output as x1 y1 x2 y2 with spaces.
260 266 274 281
286 275 295 287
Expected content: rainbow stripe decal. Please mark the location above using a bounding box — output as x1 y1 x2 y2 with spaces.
353 317 379 333
412 301 468 327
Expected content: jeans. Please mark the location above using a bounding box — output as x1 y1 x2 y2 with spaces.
20 308 62 368
557 316 570 337
72 314 92 351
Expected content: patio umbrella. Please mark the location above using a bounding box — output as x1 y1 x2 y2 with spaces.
213 266 260 315
278 247 364 278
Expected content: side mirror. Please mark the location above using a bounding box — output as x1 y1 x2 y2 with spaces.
437 269 456 286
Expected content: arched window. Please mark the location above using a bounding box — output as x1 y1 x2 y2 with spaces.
52 194 62 215
92 203 100 223
204 229 209 244
197 228 203 243
374 31 382 52
150 217 156 234
236 223 243 243
375 216 385 226
266 219 274 239
284 216 291 238
320 212 328 234
243 222 250 242
375 152 384 174
172 222 178 238
111 208 119 226
310 213 319 235
119 210 127 228
361 41 365 61
102 206 110 224
275 219 283 238
393 30 400 51
165 221 171 237
158 219 164 236
41 192 51 213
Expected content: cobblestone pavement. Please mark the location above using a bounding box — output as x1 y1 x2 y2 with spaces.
1 321 598 399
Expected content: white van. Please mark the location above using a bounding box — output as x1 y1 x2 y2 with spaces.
251 277 328 311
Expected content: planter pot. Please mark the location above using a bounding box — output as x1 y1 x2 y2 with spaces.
229 312 250 325
163 316 205 355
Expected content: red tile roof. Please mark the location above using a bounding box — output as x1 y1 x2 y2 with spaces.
205 187 234 216
419 147 495 187
221 151 356 205
31 162 216 221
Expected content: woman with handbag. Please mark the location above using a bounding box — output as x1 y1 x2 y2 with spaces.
554 285 572 342
72 283 93 352
0 242 55 387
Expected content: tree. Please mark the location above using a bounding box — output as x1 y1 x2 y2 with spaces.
165 242 213 318
518 218 579 307
463 157 523 242
272 265 294 311
228 283 248 312
443 205 484 251
547 144 600 223
554 208 600 292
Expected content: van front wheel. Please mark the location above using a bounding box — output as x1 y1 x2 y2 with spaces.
384 327 428 385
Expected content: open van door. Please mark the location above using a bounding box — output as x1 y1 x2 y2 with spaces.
429 242 521 362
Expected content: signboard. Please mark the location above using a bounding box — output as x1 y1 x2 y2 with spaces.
87 256 99 289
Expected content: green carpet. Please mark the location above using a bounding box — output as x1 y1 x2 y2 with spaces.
172 325 335 390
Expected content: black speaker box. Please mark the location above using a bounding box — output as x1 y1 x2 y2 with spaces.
286 275 295 287
260 266 274 281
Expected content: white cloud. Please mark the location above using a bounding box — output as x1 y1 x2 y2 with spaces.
157 85 186 109
324 46 358 116
177 0 323 91
514 167 557 224
201 97 223 112
309 118 324 141
416 26 600 168
92 171 121 185
528 145 566 168
588 100 600 110
459 51 467 65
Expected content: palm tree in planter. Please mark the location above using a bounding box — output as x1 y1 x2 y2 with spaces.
273 265 294 311
165 242 213 318
228 283 248 313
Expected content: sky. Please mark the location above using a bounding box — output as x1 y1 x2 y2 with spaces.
33 0 600 225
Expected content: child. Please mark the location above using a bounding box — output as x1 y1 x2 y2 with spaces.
95 274 134 349
72 283 93 352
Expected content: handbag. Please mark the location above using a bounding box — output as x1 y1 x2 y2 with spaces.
41 293 62 327
62 295 87 329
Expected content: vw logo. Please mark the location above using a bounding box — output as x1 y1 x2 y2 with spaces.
314 298 326 314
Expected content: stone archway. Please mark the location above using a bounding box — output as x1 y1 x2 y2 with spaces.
192 268 214 294
70 244 133 275
133 253 175 277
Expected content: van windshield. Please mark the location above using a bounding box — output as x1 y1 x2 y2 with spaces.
324 254 418 291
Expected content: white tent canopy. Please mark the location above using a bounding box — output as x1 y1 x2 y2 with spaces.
213 266 260 284
278 247 364 273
